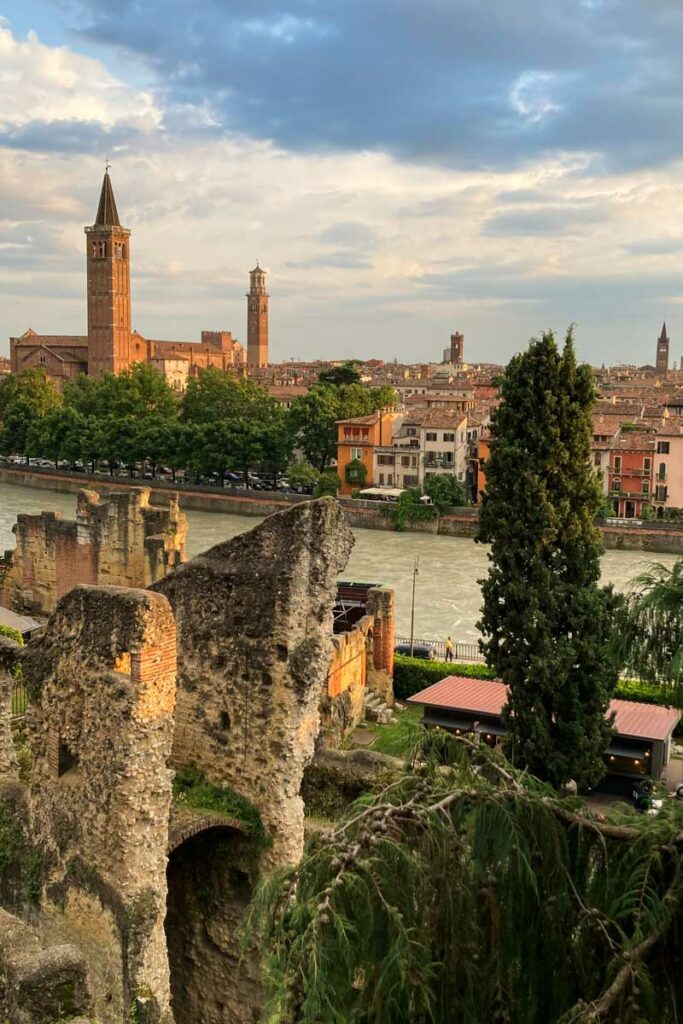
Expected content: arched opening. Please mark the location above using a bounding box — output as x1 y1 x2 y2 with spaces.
165 825 262 1024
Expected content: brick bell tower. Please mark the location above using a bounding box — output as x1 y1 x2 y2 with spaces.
85 169 132 376
247 263 269 367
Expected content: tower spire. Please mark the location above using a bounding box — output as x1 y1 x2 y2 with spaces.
95 169 121 227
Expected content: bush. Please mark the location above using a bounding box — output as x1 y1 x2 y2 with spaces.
393 654 495 700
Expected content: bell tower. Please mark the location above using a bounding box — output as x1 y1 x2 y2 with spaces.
85 169 132 376
247 263 269 368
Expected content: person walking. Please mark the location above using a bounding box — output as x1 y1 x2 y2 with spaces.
445 636 454 662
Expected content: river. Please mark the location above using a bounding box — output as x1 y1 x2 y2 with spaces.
0 481 678 643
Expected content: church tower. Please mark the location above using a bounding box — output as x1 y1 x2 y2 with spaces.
85 170 132 376
247 264 269 367
656 322 669 376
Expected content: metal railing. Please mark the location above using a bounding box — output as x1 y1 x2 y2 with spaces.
395 635 485 663
11 682 27 721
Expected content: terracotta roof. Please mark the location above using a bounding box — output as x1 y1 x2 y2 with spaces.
13 334 87 347
402 409 468 428
95 171 121 227
337 414 380 426
408 676 681 742
610 699 680 742
614 433 656 451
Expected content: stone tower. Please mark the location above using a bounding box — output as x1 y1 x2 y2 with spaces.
247 263 269 367
656 322 669 376
450 331 464 365
85 170 132 376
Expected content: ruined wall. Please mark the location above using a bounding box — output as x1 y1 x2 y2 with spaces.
321 585 395 745
22 585 178 1024
366 586 395 704
154 497 353 868
1 487 187 616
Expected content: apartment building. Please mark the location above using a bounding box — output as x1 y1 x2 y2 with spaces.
336 410 399 495
650 432 683 511
372 410 468 491
607 433 655 518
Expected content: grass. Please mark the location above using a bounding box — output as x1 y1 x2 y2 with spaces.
363 705 424 758
172 765 267 846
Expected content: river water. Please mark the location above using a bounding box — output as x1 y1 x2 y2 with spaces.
0 481 678 643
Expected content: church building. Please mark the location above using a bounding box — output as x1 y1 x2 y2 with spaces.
9 170 269 388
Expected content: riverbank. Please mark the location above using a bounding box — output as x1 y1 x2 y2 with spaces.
1 465 682 553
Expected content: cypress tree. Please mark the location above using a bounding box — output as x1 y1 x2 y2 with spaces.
477 329 619 789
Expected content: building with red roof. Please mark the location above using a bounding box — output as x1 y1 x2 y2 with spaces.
408 675 680 782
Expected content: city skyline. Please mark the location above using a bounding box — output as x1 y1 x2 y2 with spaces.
3 2 683 366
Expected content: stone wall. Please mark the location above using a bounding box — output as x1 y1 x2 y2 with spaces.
321 585 395 745
153 497 354 869
1 487 187 616
22 585 178 1024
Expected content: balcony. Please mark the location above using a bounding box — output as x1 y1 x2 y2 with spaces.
424 455 455 468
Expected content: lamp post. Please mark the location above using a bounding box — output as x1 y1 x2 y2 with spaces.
409 556 419 657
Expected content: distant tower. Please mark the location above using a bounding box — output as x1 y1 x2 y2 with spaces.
450 331 464 365
85 170 132 376
656 322 669 376
247 264 269 367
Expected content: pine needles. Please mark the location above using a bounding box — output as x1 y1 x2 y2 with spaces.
250 732 683 1024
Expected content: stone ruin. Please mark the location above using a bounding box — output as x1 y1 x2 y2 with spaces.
0 497 354 1024
0 487 187 616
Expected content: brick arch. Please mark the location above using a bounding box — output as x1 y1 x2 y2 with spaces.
166 815 245 855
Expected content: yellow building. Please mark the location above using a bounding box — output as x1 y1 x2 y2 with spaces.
336 411 398 495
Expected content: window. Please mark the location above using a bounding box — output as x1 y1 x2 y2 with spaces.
411 456 417 468
444 433 455 442
426 432 437 441
387 474 394 485
350 448 363 461
657 441 670 454
379 473 384 485
643 457 651 471
642 480 650 495
58 740 79 778
656 485 668 502
406 427 417 437
614 456 622 472
404 474 419 486
401 455 410 467
658 462 666 480
613 478 621 493
377 455 394 466
594 452 602 466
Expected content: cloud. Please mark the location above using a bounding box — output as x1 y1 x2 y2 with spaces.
482 203 611 236
51 0 683 173
625 237 683 256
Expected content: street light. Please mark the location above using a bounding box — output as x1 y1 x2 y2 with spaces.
409 556 419 657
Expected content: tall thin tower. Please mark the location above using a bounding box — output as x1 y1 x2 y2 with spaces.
246 264 269 368
85 170 132 376
656 322 669 376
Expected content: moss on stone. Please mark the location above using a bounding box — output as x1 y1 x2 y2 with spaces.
172 765 267 846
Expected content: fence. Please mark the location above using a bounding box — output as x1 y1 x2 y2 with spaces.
11 682 27 721
395 636 485 663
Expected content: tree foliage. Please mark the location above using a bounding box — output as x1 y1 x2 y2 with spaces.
0 370 61 456
422 473 467 511
477 330 621 790
613 560 683 691
252 732 683 1024
289 383 397 471
317 361 363 386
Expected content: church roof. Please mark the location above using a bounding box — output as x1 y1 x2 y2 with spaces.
95 171 121 227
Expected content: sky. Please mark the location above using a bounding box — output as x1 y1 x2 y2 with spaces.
2 0 683 366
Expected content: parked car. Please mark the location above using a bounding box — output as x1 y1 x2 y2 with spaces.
394 642 437 660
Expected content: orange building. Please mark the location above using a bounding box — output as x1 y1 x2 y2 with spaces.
476 429 490 500
336 411 398 495
607 433 655 518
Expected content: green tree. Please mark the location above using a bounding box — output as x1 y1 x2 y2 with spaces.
287 461 321 492
317 361 363 386
422 473 466 512
477 329 620 790
613 559 683 691
314 470 340 497
0 370 61 457
253 732 683 1024
26 406 87 466
289 383 394 472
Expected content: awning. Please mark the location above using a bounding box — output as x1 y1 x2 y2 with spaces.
606 743 650 759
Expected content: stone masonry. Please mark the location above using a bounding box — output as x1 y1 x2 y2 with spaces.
153 495 354 867
0 498 354 1023
22 585 178 1023
0 487 187 616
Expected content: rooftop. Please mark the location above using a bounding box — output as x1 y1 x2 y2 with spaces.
408 676 681 742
